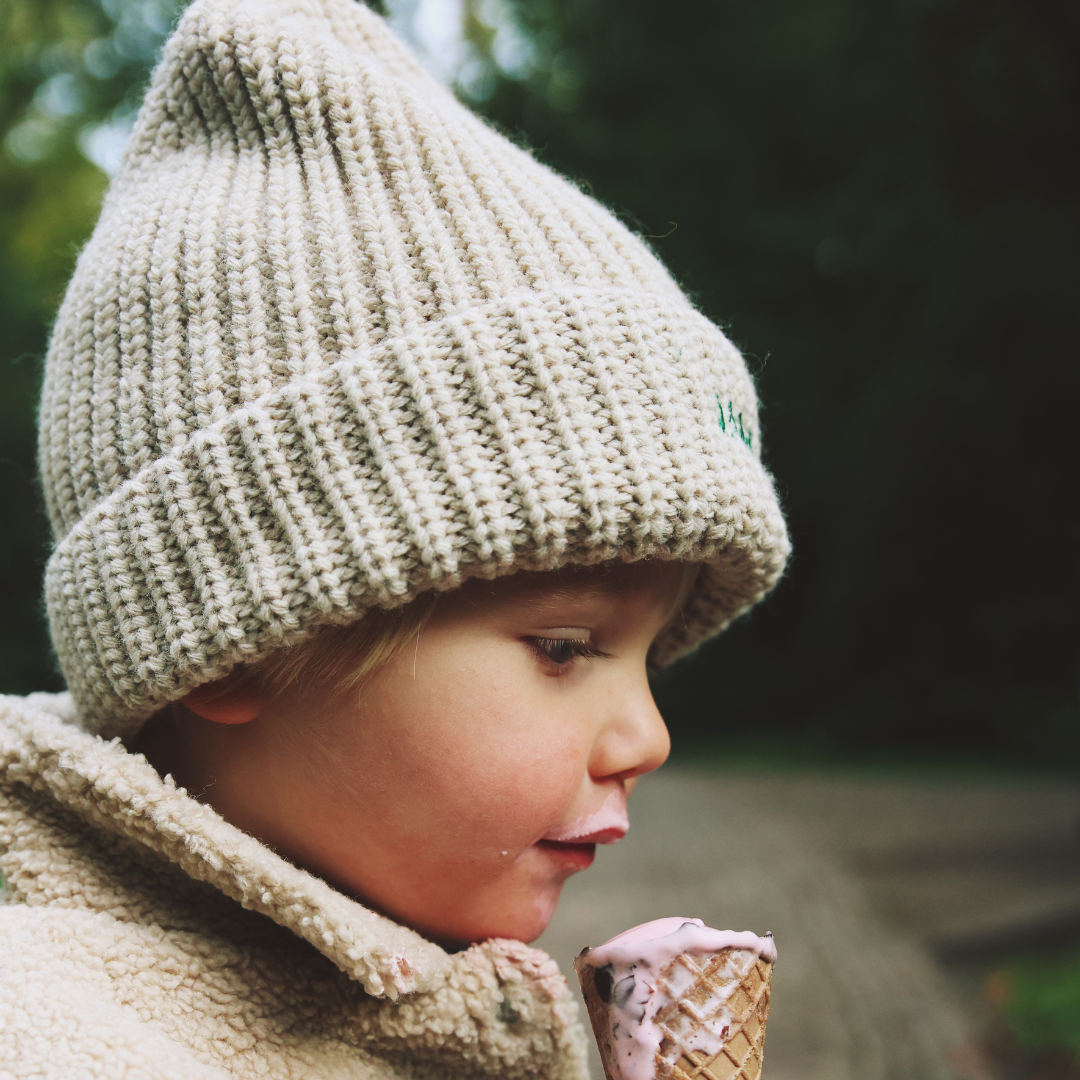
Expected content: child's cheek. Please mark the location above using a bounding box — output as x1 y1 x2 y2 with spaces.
391 717 585 860
413 730 584 855
351 633 592 863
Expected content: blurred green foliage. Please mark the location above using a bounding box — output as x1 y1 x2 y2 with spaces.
1 0 1078 756
1 0 188 695
1002 956 1080 1054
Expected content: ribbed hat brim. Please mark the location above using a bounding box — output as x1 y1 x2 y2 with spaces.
46 285 787 734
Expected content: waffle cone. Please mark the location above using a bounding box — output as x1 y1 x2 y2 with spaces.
578 946 773 1080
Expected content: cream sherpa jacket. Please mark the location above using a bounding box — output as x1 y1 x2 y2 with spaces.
0 693 590 1079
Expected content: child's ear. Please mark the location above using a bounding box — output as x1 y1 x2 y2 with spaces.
182 670 265 725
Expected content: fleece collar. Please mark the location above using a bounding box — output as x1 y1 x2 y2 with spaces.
0 692 449 998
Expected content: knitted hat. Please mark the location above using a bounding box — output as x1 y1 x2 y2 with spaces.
39 0 789 737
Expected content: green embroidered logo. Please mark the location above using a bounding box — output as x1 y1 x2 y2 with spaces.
717 396 752 449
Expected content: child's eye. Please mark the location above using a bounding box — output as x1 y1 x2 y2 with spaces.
528 637 607 669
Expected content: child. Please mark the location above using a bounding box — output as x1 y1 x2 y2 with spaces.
0 0 788 1075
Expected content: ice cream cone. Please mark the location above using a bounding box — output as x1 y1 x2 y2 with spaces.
575 920 775 1080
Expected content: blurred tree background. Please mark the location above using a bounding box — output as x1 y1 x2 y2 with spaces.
1 0 1078 760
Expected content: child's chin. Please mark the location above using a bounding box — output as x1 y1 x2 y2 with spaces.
409 845 590 946
435 884 565 948
507 888 561 943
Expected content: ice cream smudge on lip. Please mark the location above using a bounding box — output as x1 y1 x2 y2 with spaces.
543 788 629 845
574 918 776 1080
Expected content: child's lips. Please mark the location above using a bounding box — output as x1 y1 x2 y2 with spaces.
540 789 628 846
533 839 597 872
527 789 628 875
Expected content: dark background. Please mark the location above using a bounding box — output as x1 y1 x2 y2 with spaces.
2 0 1078 761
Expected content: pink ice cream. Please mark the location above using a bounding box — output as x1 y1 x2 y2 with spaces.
575 918 776 1080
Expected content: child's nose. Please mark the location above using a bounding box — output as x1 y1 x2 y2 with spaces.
588 677 671 783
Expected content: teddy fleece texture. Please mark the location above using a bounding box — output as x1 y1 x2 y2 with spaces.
0 693 590 1079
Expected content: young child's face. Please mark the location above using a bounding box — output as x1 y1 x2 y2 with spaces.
178 561 682 947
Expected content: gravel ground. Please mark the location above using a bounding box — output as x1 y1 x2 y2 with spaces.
534 766 1080 1080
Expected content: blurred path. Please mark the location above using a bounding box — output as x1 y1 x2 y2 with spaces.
535 767 1080 1080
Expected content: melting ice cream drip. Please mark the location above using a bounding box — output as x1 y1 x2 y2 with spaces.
575 918 776 1080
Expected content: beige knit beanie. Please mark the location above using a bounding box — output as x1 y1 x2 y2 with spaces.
39 0 789 737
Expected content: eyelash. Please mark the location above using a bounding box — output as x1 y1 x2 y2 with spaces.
528 637 609 670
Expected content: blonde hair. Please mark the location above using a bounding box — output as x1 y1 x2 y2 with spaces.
252 593 439 703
